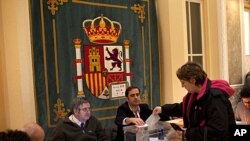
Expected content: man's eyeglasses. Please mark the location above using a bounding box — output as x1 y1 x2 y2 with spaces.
78 107 91 112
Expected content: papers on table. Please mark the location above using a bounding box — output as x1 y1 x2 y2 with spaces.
236 121 249 125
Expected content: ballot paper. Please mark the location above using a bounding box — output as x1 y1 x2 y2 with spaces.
236 121 248 125
146 113 160 128
136 124 148 128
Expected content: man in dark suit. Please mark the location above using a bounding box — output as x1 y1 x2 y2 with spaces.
115 86 168 141
47 96 109 141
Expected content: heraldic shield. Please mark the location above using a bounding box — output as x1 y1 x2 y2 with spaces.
83 45 129 99
80 15 131 99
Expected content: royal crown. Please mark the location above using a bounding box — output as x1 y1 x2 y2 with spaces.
82 15 122 44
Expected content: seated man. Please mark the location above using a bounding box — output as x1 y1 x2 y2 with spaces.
115 86 169 141
235 86 250 124
47 96 109 141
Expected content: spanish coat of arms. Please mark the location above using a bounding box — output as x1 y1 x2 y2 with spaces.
73 15 131 99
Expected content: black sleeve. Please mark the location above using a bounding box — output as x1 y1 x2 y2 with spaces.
161 103 183 117
115 106 128 126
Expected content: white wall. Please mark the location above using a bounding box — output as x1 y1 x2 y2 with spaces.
0 0 36 130
157 0 188 103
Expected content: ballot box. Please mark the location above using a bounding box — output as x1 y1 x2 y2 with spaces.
123 121 173 141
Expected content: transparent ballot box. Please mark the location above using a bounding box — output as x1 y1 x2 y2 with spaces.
123 121 173 141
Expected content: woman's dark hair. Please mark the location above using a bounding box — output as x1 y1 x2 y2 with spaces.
176 62 207 85
125 86 140 97
240 86 250 98
244 71 250 86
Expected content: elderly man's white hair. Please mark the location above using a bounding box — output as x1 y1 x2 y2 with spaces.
21 122 45 141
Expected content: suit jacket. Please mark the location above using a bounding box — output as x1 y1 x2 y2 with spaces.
47 116 109 141
114 102 152 141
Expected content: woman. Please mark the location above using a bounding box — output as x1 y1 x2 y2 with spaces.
153 62 235 141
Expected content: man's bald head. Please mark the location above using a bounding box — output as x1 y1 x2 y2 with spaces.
22 122 45 141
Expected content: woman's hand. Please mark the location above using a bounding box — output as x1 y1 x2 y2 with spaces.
153 106 162 114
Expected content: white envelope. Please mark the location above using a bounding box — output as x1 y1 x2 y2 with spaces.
146 113 160 128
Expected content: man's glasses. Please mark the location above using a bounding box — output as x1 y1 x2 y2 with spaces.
78 107 91 112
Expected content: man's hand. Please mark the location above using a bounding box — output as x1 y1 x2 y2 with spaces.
125 118 145 125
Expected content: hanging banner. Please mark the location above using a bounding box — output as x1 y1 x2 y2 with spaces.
29 0 161 137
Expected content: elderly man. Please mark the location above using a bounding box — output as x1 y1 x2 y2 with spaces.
22 122 45 141
47 96 109 141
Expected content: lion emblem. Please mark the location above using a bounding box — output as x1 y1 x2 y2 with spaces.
105 47 123 71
